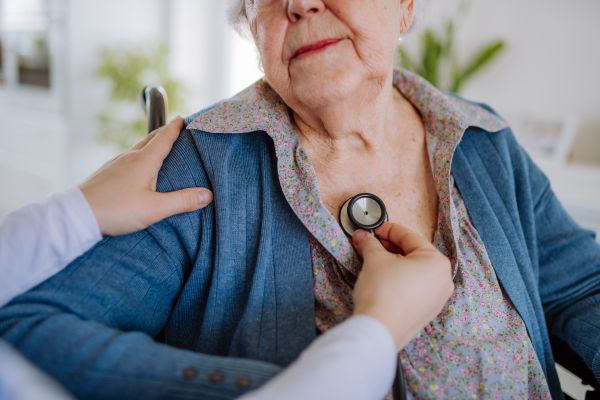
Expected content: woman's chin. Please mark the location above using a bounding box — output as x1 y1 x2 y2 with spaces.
290 65 364 109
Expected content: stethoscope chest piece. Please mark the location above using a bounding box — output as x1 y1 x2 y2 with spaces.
339 193 388 237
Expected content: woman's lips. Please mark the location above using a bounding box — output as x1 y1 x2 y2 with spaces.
293 39 342 60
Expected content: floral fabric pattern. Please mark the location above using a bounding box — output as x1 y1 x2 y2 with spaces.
398 175 550 400
188 68 551 399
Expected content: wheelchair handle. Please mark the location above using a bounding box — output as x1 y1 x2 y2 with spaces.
140 85 168 133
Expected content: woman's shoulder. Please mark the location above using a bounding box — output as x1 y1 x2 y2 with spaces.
184 103 220 127
445 92 502 120
452 97 544 197
436 91 519 154
156 101 276 198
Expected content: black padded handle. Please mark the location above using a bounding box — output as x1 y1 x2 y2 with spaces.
140 85 168 134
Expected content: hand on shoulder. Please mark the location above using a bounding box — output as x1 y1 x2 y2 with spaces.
78 117 213 236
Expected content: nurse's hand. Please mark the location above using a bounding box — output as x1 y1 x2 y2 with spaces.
352 222 454 351
78 116 213 236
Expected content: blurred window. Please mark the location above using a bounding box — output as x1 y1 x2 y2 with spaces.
0 0 51 88
15 31 50 87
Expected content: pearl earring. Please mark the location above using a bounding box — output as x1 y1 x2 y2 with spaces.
399 26 404 45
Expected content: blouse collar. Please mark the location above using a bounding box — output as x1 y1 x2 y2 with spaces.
187 68 508 145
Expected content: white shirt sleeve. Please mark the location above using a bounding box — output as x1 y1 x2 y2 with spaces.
0 186 102 307
239 315 397 400
0 339 75 400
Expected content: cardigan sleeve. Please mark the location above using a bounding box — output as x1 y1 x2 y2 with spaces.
0 129 282 400
530 151 600 383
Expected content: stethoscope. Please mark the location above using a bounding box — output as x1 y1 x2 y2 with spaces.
339 193 388 237
339 193 406 400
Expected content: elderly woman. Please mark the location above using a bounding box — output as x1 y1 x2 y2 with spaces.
1 0 599 399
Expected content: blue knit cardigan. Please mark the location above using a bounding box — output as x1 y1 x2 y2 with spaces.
1 106 599 400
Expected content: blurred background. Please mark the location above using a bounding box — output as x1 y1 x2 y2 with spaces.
0 0 599 238
0 1 599 398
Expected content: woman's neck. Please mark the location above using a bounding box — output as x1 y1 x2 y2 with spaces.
290 70 436 241
291 70 417 179
294 73 394 151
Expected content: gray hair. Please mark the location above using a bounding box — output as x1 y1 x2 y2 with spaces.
227 0 430 37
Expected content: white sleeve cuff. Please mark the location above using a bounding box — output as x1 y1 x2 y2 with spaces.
59 186 103 250
0 186 102 307
240 315 397 400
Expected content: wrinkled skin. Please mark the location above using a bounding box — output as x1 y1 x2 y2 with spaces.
246 0 413 124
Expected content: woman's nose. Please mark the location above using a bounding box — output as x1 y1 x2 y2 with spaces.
287 0 325 23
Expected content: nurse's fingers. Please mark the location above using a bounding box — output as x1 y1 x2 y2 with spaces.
374 222 436 255
93 130 158 172
129 128 160 151
352 230 386 260
142 116 185 161
153 188 213 222
379 238 403 254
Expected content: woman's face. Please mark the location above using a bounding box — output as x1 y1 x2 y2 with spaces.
246 0 414 110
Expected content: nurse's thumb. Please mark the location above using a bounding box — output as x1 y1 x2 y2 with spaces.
156 188 213 219
353 230 384 259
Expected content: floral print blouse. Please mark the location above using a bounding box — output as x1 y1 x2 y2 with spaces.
188 68 551 399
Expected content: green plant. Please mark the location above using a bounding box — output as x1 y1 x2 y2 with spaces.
397 2 506 94
95 44 185 150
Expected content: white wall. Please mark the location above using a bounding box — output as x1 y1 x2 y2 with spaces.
168 0 232 113
0 0 248 218
419 0 600 165
66 0 246 140
422 0 600 118
413 0 600 237
224 31 263 99
66 0 169 144
0 0 186 214
65 0 171 185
